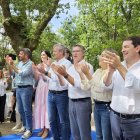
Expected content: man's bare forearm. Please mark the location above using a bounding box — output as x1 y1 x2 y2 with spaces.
57 75 66 86
117 64 127 80
64 73 74 86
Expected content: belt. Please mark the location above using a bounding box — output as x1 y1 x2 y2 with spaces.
70 97 91 102
111 108 140 119
94 100 111 105
49 90 68 94
18 85 32 88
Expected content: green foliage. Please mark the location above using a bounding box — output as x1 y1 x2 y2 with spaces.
0 36 15 69
32 27 57 63
0 0 67 54
58 0 140 70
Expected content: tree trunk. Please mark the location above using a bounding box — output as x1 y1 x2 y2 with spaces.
0 0 60 54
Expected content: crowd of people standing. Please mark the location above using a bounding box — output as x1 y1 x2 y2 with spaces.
0 36 140 140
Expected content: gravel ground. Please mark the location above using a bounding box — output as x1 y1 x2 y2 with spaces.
0 120 17 136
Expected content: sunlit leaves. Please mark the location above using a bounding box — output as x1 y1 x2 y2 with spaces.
58 0 140 69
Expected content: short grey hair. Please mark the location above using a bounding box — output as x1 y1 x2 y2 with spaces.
20 48 32 59
53 44 65 55
73 44 85 53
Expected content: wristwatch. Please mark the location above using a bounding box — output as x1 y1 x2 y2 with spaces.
64 73 69 79
45 71 48 76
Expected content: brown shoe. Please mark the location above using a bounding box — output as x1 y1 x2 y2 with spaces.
38 128 44 137
41 129 49 139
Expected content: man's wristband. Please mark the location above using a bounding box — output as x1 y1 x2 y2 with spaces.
64 73 69 79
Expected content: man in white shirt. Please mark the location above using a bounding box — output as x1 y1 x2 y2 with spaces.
45 44 71 140
56 45 93 140
103 36 140 140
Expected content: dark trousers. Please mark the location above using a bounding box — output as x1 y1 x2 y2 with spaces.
0 94 6 122
10 90 16 122
110 110 140 140
10 101 16 122
69 98 92 140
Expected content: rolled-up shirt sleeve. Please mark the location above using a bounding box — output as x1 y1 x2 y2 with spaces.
49 70 58 82
73 78 81 88
125 71 140 92
59 78 68 89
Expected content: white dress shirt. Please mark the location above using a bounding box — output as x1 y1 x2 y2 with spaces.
68 60 93 99
103 60 140 114
0 78 8 96
81 69 112 102
48 57 71 91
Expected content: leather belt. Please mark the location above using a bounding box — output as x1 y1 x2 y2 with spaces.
49 90 68 94
94 100 111 105
70 97 90 102
111 108 140 119
18 85 32 88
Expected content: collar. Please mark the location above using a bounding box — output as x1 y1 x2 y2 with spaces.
56 57 66 64
78 59 86 64
122 60 140 69
21 59 30 65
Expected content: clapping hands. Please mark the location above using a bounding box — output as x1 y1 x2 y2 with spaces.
51 64 67 76
37 63 46 74
101 51 120 72
75 63 90 75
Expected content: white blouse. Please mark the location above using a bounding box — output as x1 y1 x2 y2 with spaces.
0 78 8 96
81 69 112 102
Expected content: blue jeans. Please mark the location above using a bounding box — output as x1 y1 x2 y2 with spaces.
110 110 140 140
94 103 112 140
48 90 69 140
16 86 33 131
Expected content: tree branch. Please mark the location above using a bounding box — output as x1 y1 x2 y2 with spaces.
29 0 60 50
0 0 11 18
120 2 133 22
1 0 26 53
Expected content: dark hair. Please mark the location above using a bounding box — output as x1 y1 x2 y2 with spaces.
41 50 51 58
5 54 16 60
124 36 140 47
65 48 71 56
65 48 73 63
20 48 32 59
124 36 140 55
73 44 85 52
